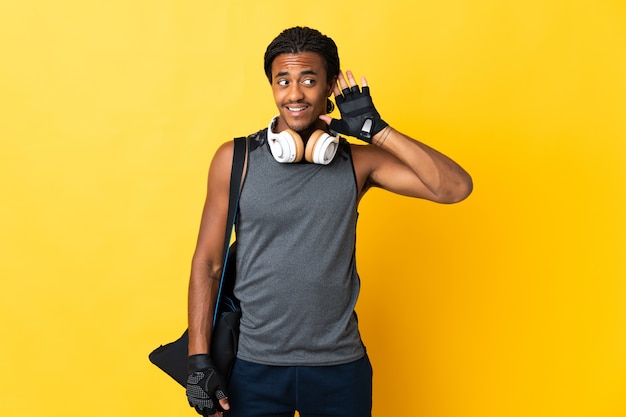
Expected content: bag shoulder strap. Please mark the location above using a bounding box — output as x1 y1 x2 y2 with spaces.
213 136 246 326
223 136 246 255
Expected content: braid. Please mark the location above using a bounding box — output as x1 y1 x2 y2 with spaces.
264 27 340 83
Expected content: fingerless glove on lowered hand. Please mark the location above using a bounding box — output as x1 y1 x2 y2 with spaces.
186 354 228 416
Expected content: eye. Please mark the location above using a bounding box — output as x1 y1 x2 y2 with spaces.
302 79 316 86
277 79 289 86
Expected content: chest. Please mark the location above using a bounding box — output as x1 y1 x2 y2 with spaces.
239 142 357 225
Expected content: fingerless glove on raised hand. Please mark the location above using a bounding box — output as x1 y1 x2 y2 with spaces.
329 85 388 143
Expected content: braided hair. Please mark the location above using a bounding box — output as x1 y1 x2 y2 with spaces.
264 27 340 83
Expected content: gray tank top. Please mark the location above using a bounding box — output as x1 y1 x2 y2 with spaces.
234 129 365 366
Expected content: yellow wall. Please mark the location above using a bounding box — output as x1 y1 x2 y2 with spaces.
1 1 624 416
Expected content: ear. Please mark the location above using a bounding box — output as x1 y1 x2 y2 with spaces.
326 75 338 97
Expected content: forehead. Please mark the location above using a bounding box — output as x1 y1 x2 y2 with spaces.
271 51 327 77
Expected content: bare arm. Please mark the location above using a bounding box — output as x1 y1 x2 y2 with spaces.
321 70 472 203
187 141 234 355
353 127 473 203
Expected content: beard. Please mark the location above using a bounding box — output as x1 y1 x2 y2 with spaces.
280 107 326 134
285 118 312 132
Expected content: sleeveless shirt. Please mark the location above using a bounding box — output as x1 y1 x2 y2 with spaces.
234 129 365 366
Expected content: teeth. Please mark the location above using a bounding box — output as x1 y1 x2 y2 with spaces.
288 107 306 111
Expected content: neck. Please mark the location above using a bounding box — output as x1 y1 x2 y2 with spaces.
276 118 328 141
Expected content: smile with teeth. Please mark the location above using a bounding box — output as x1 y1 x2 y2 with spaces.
287 106 307 112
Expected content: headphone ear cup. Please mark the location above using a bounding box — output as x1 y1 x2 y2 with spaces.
268 128 305 163
305 130 339 165
285 129 305 162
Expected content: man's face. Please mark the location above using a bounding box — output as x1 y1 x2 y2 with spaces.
270 52 335 134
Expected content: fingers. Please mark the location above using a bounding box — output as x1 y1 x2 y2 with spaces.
215 389 227 401
201 405 226 417
338 71 355 95
192 391 229 417
338 70 357 90
337 71 348 91
335 70 368 98
209 409 224 417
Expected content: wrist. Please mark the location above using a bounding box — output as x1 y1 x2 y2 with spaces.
188 353 214 371
373 125 392 147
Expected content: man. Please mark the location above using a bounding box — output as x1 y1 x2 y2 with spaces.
186 27 472 417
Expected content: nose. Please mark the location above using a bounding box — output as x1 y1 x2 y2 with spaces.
287 83 305 101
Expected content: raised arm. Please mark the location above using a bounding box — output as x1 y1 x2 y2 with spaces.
320 71 472 203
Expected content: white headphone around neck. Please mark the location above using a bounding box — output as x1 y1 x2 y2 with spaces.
267 116 339 165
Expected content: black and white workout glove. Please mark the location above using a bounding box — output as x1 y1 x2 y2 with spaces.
328 85 388 143
186 354 228 416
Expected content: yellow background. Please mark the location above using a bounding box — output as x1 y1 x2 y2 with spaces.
1 1 625 416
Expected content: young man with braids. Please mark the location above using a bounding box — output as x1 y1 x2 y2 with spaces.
185 26 472 417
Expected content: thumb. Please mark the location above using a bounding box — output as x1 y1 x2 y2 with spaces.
319 115 348 135
219 397 230 411
318 114 331 125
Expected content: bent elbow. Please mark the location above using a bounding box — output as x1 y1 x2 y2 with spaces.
440 174 473 204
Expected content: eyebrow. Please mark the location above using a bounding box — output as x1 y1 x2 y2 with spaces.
275 69 318 78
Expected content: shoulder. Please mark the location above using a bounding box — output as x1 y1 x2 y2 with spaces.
349 142 389 172
348 143 382 196
211 141 234 169
206 139 240 187
212 128 262 170
211 129 264 178
349 141 377 159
